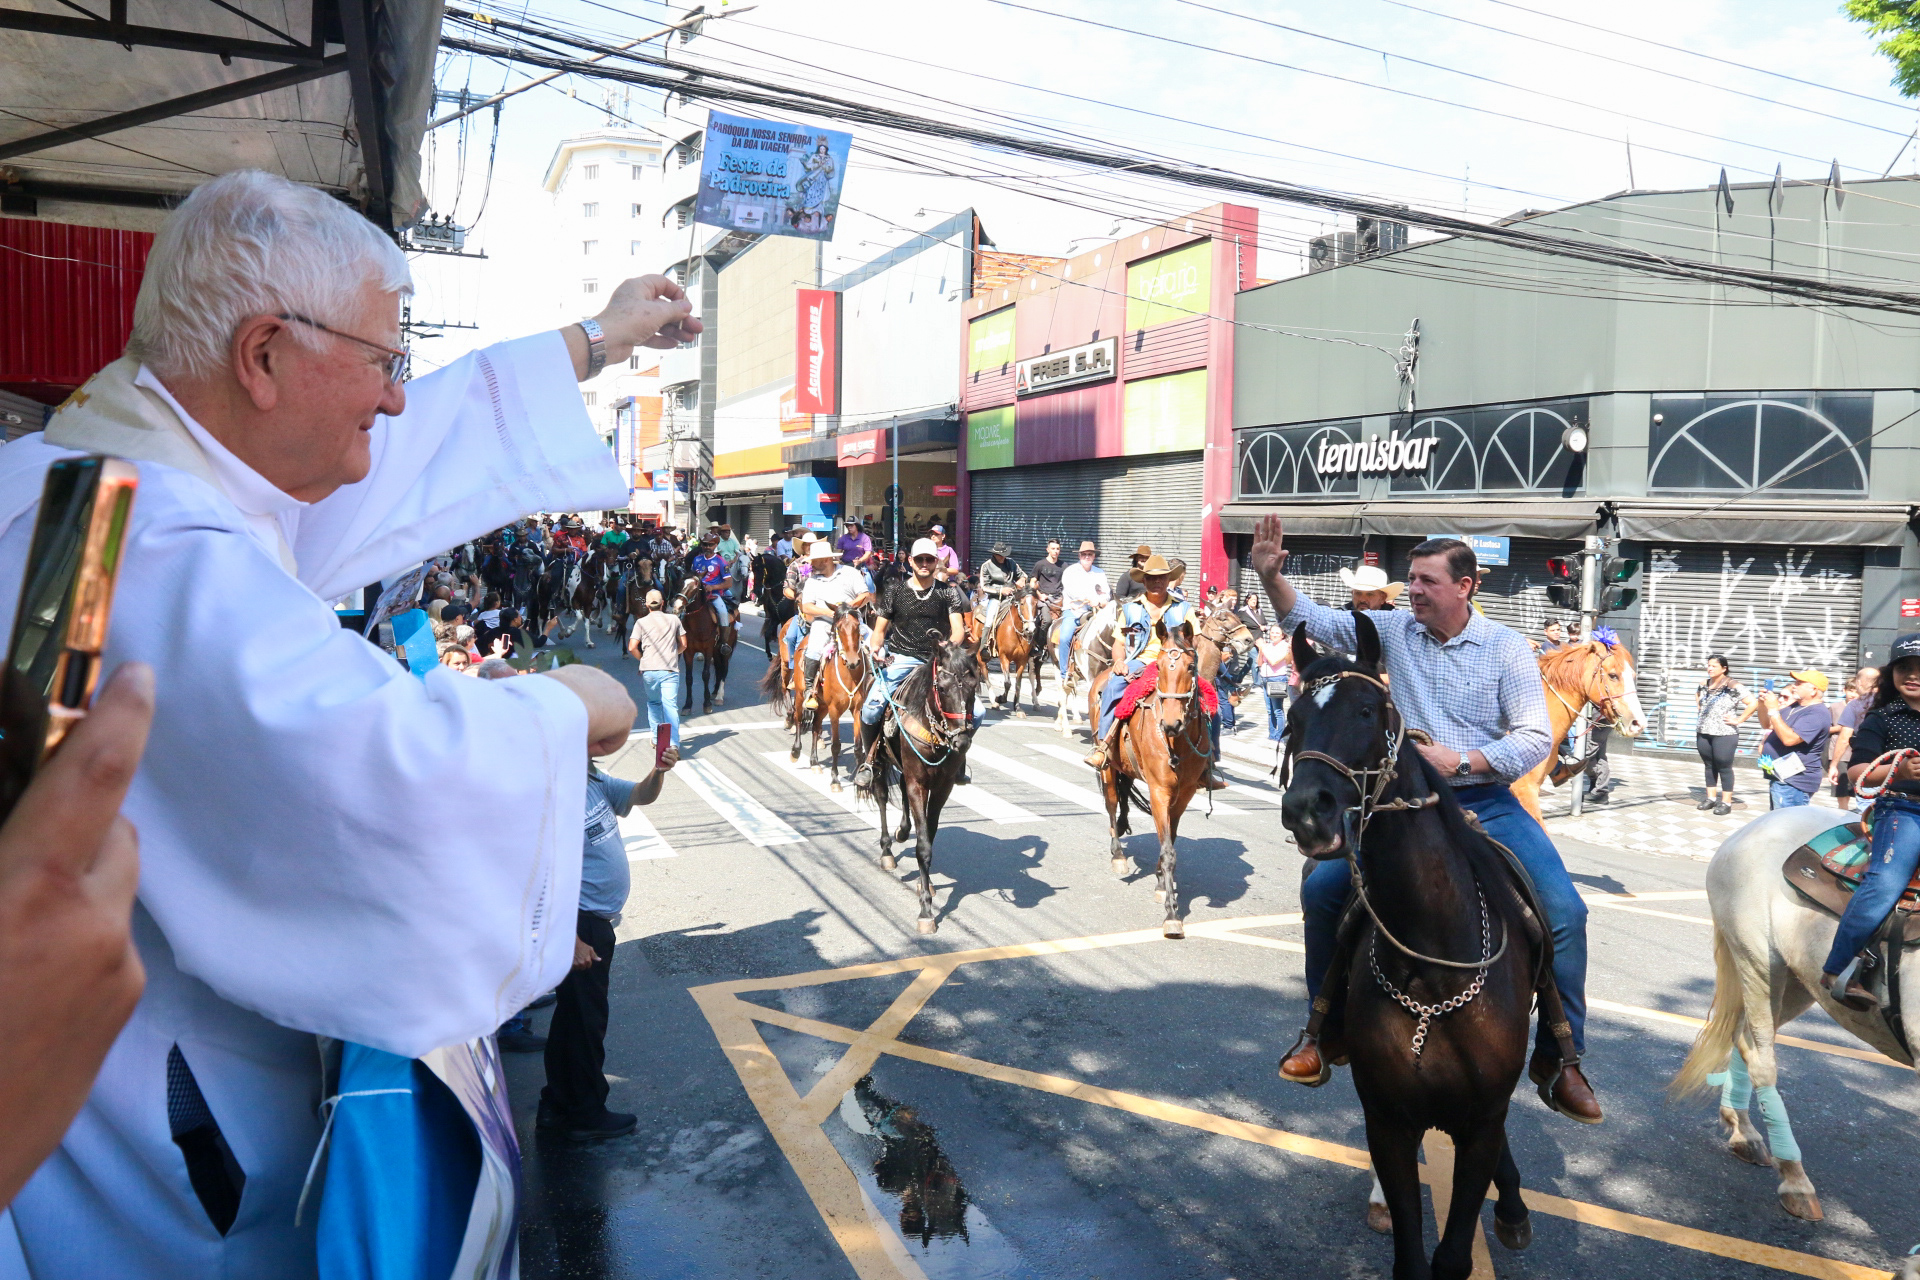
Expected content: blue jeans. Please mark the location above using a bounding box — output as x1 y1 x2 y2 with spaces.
641 669 681 747
1824 796 1920 974
1266 685 1290 741
1095 663 1221 748
1057 607 1085 675
782 613 804 657
1770 780 1813 809
861 654 926 725
1301 781 1589 1058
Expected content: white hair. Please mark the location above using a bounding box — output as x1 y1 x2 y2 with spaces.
128 169 412 380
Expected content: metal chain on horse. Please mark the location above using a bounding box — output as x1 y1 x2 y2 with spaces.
883 640 972 768
1369 885 1496 1057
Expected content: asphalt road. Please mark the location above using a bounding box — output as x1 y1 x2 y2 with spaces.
505 620 1919 1280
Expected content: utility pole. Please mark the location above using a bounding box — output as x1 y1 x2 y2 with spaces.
1568 534 1603 818
891 414 900 558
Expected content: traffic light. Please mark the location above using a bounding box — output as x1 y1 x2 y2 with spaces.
1599 556 1641 613
1545 556 1579 610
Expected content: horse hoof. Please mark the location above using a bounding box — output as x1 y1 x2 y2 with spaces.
1493 1212 1532 1251
789 749 801 762
1162 920 1184 939
1778 1188 1824 1221
917 918 938 935
1111 857 1129 876
1153 888 1166 904
1366 1202 1392 1234
830 780 842 793
880 855 896 871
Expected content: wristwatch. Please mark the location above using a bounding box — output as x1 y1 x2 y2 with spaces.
1453 755 1474 779
577 317 607 379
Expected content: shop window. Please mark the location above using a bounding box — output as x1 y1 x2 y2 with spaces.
1388 398 1589 495
1234 420 1362 498
1648 394 1869 495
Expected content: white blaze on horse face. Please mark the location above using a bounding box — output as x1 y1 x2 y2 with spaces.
1313 680 1338 709
1618 661 1649 736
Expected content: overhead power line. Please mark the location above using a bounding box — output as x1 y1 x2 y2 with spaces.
437 24 1920 317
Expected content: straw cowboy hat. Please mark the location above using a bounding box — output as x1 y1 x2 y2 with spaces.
1130 553 1180 583
807 542 837 563
1338 564 1405 600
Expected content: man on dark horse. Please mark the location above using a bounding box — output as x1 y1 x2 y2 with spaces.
854 538 970 790
1252 519 1603 1123
1082 554 1229 790
975 541 1023 636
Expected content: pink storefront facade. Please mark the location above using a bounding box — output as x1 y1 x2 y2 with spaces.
957 204 1255 593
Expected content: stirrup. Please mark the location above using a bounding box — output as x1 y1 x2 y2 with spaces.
1828 958 1880 1012
1277 1030 1331 1087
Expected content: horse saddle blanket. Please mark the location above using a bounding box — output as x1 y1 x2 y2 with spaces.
1782 822 1920 944
1112 663 1218 722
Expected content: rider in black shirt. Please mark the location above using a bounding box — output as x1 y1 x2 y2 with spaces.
854 539 968 787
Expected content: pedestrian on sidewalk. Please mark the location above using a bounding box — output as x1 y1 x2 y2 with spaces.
629 588 686 750
539 748 677 1141
1829 665 1879 810
1255 624 1293 741
1755 670 1831 810
1694 654 1755 815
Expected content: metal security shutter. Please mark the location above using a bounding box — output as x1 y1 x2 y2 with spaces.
1239 535 1362 614
1631 542 1863 751
743 500 780 544
970 452 1203 581
1469 536 1586 636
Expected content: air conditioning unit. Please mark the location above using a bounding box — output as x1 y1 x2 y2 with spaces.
1355 215 1408 259
1307 232 1357 273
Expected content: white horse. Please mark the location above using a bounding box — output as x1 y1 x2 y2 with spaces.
1674 805 1918 1229
1053 601 1116 737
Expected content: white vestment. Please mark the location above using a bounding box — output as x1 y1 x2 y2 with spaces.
0 332 621 1278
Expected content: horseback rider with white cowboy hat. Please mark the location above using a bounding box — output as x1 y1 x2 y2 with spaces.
1055 540 1111 678
1083 554 1230 790
1339 563 1404 612
797 540 870 711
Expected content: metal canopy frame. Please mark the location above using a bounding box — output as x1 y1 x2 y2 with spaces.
0 0 408 230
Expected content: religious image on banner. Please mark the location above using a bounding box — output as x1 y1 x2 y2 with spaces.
697 110 852 240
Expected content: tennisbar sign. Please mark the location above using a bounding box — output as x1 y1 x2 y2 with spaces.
1315 430 1437 476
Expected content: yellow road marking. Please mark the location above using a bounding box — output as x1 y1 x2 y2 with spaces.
692 916 1905 1280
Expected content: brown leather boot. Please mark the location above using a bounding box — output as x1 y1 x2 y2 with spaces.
1278 1031 1331 1087
1204 769 1230 791
1529 1053 1603 1124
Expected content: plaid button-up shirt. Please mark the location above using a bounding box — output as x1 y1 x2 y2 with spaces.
1282 597 1551 785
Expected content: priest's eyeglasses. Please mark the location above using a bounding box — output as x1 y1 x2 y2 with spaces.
276 312 410 383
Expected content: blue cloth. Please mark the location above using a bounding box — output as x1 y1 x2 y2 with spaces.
1057 607 1084 675
1301 781 1588 1058
580 771 638 916
1824 796 1920 973
316 1045 481 1280
862 653 926 724
783 613 804 658
1770 780 1812 809
642 668 681 747
1119 597 1191 665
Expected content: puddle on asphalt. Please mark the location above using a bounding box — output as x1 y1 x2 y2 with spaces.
824 1075 1033 1279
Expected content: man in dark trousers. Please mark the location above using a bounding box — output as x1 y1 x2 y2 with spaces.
537 743 678 1140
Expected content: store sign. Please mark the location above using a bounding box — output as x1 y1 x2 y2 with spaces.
1127 240 1212 332
794 288 839 414
1902 598 1920 619
837 428 886 466
969 308 1016 373
932 484 958 498
1014 337 1117 397
967 406 1016 470
651 470 689 497
1316 430 1436 476
778 388 811 434
1427 533 1510 567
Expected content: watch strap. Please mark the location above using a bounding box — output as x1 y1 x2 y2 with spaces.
578 317 607 379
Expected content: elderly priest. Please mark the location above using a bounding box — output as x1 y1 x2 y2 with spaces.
0 170 699 1277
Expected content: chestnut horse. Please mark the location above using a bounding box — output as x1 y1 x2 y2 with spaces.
1511 638 1648 819
989 586 1046 715
784 607 869 790
1280 615 1545 1280
1086 623 1213 938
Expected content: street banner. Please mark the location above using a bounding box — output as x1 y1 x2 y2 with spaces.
698 110 851 240
794 288 839 414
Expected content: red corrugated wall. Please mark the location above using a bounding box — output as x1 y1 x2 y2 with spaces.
1 217 153 406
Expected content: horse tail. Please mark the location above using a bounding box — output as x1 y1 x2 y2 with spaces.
1671 924 1744 1098
759 650 790 711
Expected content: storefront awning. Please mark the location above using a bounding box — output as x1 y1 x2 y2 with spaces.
708 472 784 498
1608 500 1917 547
782 414 959 465
1219 499 1605 539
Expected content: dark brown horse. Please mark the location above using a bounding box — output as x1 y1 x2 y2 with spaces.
784 607 869 790
988 586 1045 715
607 554 652 650
1085 624 1213 938
1279 614 1541 1280
672 577 733 713
857 639 981 934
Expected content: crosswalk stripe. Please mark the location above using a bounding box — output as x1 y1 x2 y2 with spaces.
619 808 678 860
675 757 806 847
1022 742 1249 815
969 746 1110 814
760 751 1040 827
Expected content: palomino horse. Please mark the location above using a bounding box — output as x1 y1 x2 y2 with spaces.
857 638 981 934
783 607 869 790
1674 805 1918 1224
988 586 1046 715
1511 638 1649 819
671 578 733 714
1053 601 1117 736
1086 624 1214 938
1280 614 1548 1280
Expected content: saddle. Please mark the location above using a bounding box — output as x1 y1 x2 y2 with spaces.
1781 823 1920 945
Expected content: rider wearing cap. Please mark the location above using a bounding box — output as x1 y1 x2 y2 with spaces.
977 541 1023 633
1084 554 1229 790
854 538 969 788
1250 518 1601 1123
1832 635 1920 1010
689 533 733 631
836 514 875 592
1056 540 1111 677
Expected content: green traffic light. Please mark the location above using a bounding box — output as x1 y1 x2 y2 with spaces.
1600 585 1639 611
1602 557 1642 582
